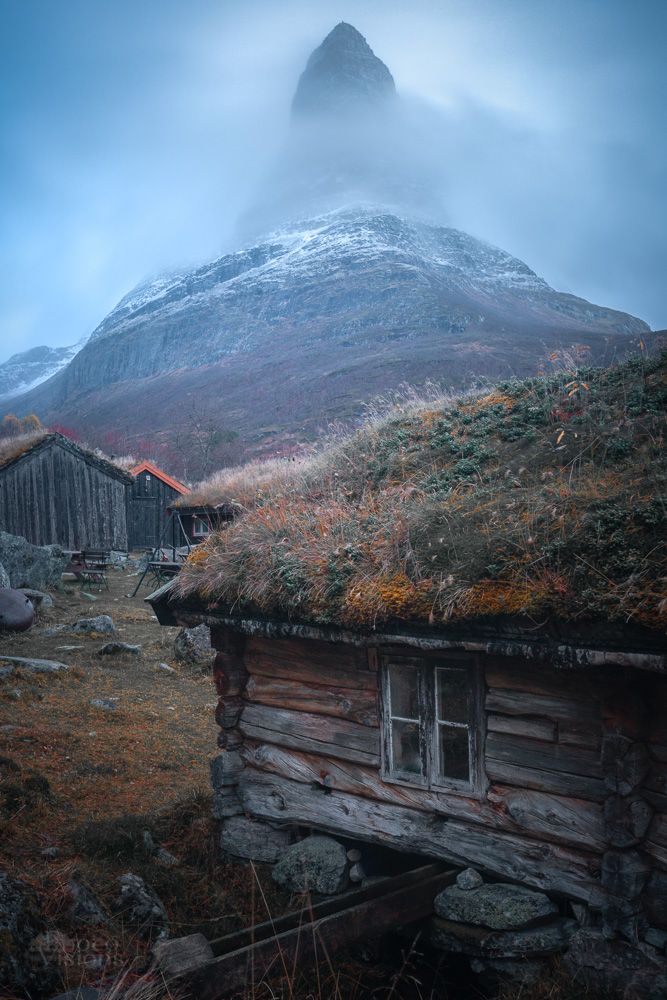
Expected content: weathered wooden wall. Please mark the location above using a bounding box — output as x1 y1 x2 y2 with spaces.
0 439 129 549
128 472 181 549
208 629 667 944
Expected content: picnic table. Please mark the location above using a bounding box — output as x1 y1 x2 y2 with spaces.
71 550 112 592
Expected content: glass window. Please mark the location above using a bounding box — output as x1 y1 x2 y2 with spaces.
383 658 479 792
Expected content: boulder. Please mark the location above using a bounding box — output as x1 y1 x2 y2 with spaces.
0 655 68 673
429 916 577 958
98 641 141 655
111 873 169 940
67 880 108 926
0 870 47 994
0 532 67 590
565 929 666 994
272 835 349 895
456 868 484 891
70 615 115 635
174 623 214 667
434 883 558 930
0 562 9 588
0 588 34 631
220 816 290 862
153 933 214 976
18 588 53 610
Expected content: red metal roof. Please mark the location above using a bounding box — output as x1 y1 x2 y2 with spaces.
130 459 190 495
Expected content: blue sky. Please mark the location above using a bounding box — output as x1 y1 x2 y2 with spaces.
1 0 665 363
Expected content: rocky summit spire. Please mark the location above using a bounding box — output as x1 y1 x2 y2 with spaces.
292 22 396 116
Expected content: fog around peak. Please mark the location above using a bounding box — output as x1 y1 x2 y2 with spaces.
1 0 665 363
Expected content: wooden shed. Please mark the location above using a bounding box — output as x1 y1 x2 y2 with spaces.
150 353 667 975
128 460 189 550
0 431 133 550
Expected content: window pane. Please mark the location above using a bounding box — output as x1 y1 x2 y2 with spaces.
437 668 468 724
392 720 423 777
439 724 470 782
389 664 419 719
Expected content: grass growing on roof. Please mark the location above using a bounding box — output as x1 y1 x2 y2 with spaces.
175 352 667 630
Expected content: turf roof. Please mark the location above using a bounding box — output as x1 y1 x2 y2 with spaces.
174 352 667 632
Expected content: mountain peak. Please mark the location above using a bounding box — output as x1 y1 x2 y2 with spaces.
291 22 396 117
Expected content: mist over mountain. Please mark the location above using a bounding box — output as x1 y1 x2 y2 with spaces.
4 23 652 473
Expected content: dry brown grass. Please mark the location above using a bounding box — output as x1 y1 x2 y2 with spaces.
0 428 47 469
175 352 667 631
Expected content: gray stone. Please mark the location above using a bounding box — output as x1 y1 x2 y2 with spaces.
0 870 47 993
564 929 662 993
429 916 577 958
349 863 366 883
0 588 34 632
158 662 176 673
434 883 558 930
346 848 362 863
67 880 108 926
174 623 213 667
71 615 115 634
90 698 118 711
272 835 349 895
156 847 179 867
220 815 290 862
0 563 10 589
0 532 67 590
111 873 169 940
18 588 53 610
153 933 214 976
98 641 141 655
0 655 68 673
456 868 484 891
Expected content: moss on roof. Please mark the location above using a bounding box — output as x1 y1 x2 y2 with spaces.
0 431 133 482
175 352 667 632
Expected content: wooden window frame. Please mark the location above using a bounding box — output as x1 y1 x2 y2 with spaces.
380 651 486 797
192 516 210 538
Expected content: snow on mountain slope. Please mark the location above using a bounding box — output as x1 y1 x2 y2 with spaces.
0 340 86 402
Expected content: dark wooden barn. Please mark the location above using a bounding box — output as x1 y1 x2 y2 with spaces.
128 460 189 550
0 431 132 550
169 503 234 546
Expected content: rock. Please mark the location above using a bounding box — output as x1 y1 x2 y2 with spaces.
0 588 35 631
174 623 213 667
18 588 53 610
158 662 176 672
98 641 141 655
434 883 558 930
0 655 68 673
272 835 349 895
0 532 67 590
645 928 667 952
0 870 47 994
221 816 290 862
111 873 169 940
469 956 545 989
0 563 10 588
346 848 362 863
90 698 118 711
349 863 366 883
67 880 108 926
456 868 484 891
564 929 662 993
71 615 115 634
156 847 179 867
153 933 214 976
429 916 577 958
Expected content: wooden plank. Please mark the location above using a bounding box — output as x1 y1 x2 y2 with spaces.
238 772 604 905
485 661 599 700
486 732 602 778
245 675 378 727
558 724 601 751
183 867 455 999
485 689 601 727
240 704 380 766
245 636 370 681
487 714 556 742
242 742 606 852
485 759 606 802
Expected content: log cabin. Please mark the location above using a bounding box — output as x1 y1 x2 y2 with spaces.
128 459 190 549
150 353 667 958
0 430 133 549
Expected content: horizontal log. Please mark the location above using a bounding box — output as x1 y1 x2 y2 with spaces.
242 742 606 852
484 661 600 700
485 688 601 727
558 724 601 751
240 703 380 766
245 675 378 727
238 772 604 905
486 733 603 778
245 635 370 683
487 713 556 742
485 759 606 802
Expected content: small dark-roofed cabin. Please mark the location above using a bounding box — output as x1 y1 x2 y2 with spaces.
128 460 190 550
169 503 234 546
150 353 667 970
0 431 133 549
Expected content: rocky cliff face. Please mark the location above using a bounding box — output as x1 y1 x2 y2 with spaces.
4 24 651 461
0 342 84 402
